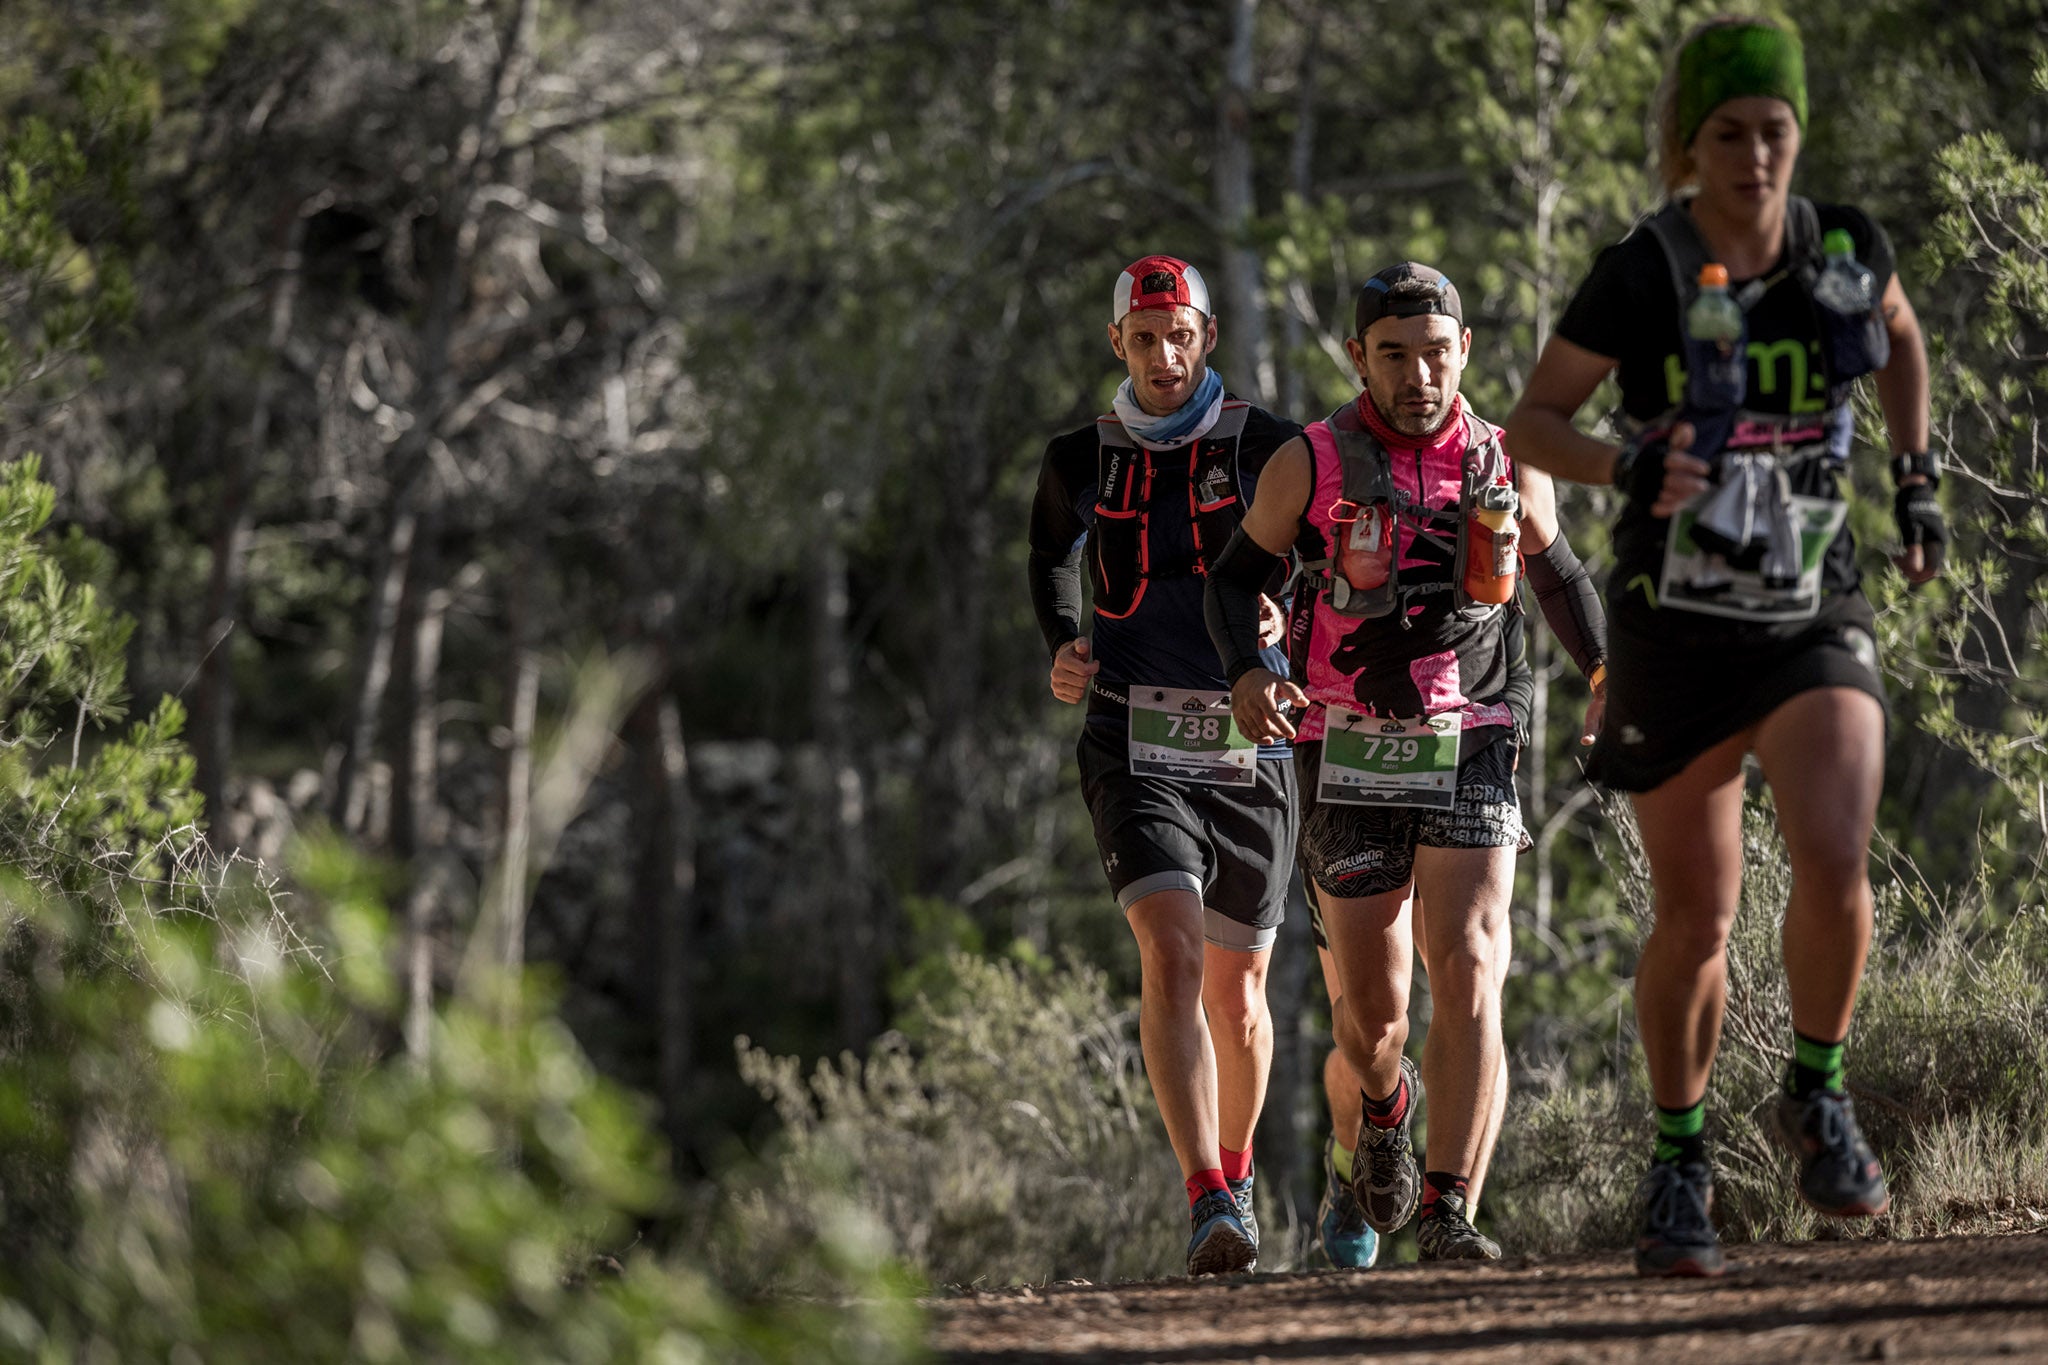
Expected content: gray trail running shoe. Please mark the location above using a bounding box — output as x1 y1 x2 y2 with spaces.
1635 1158 1726 1278
1228 1171 1259 1257
1315 1139 1380 1269
1186 1186 1257 1276
1416 1189 1501 1262
1351 1055 1422 1234
1773 1082 1890 1217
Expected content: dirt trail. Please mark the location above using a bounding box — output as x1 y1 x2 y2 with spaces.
930 1230 2048 1364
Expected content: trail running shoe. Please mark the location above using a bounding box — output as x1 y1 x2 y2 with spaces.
1634 1158 1725 1278
1315 1139 1380 1269
1416 1189 1501 1262
1773 1082 1890 1217
1228 1171 1260 1258
1187 1186 1257 1276
1352 1055 1422 1234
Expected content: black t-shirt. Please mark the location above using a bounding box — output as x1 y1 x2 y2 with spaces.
1558 201 1894 424
1555 200 1894 611
1027 402 1298 712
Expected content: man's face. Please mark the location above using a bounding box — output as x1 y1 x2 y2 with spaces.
1108 305 1217 416
1345 313 1470 436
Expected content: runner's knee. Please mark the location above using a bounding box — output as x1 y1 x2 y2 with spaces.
1648 898 1736 965
1201 967 1267 1035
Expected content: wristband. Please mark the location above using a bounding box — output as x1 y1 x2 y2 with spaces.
1890 450 1941 488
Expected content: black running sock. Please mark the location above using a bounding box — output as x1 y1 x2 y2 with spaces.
1789 1031 1846 1097
1421 1171 1468 1219
1654 1100 1707 1166
1361 1072 1409 1129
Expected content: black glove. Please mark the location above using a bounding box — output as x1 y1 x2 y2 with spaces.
1894 483 1946 572
1612 433 1672 508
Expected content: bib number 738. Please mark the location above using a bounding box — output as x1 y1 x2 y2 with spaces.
1163 714 1226 742
1127 688 1256 786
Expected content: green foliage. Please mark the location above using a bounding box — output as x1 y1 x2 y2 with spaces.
0 460 919 1361
734 950 1182 1287
0 862 920 1364
0 45 148 401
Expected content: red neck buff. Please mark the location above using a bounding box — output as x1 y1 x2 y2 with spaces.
1357 391 1466 452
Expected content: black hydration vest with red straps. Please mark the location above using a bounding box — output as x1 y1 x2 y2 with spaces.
1090 401 1254 619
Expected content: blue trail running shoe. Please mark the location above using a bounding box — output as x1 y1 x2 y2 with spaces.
1315 1139 1380 1269
1228 1171 1260 1258
1635 1158 1726 1278
1186 1186 1257 1276
1773 1078 1890 1217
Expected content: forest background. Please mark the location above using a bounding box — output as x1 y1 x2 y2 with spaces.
1 0 2046 1353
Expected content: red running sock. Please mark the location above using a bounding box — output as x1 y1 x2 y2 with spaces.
1421 1170 1469 1218
1186 1169 1230 1206
1362 1072 1410 1129
1219 1143 1254 1184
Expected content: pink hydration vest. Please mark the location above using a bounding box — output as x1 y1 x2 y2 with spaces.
1292 395 1517 743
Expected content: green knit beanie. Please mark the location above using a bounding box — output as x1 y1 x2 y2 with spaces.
1677 22 1807 147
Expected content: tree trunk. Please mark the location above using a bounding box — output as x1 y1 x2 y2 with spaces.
1256 874 1316 1249
811 507 882 1046
1278 9 1321 422
196 211 306 830
331 489 419 833
396 529 452 1061
330 0 539 834
1215 0 1274 404
627 682 698 1164
496 588 540 982
1524 0 1564 919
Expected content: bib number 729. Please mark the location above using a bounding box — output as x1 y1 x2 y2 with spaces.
1344 735 1422 764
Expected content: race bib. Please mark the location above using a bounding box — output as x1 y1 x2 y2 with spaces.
1319 712 1460 809
1127 687 1256 786
1658 494 1848 623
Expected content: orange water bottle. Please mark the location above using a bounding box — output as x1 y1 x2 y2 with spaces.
1463 483 1519 604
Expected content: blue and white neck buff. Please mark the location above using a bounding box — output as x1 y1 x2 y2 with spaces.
1112 368 1225 451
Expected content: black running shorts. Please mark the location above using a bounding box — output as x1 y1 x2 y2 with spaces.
1295 726 1524 901
1076 721 1296 952
1587 591 1887 793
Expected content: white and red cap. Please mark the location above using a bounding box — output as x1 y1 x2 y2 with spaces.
1111 255 1211 325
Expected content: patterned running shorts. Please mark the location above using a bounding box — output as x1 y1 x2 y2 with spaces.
1295 727 1525 902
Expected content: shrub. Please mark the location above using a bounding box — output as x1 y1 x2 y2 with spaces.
734 949 1182 1287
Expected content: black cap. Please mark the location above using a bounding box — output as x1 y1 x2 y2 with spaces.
1354 262 1464 336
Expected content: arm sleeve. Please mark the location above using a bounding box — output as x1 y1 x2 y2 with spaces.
1026 437 1091 657
1205 528 1283 687
1523 530 1608 678
1500 611 1534 750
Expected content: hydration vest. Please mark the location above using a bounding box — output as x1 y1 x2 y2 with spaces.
1638 195 1889 460
1303 399 1518 621
1090 401 1253 619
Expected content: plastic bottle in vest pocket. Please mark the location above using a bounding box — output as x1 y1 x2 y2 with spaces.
1464 483 1519 604
1333 501 1392 591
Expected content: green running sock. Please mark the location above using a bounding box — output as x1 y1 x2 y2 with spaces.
1331 1141 1355 1185
1654 1100 1706 1166
1790 1032 1846 1096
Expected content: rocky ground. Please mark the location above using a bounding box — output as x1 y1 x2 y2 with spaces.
930 1230 2048 1364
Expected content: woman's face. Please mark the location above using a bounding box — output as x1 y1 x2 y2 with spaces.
1689 95 1801 212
